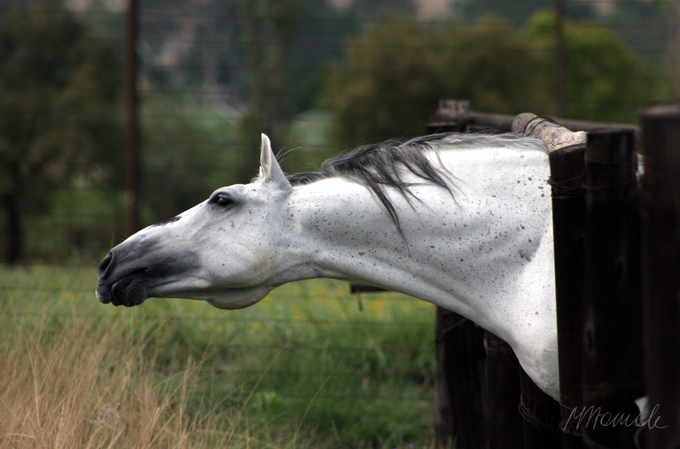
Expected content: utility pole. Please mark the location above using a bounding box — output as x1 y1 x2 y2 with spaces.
125 0 140 236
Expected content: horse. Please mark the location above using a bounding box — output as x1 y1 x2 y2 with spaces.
96 132 559 400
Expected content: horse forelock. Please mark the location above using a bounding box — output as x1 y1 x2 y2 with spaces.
286 132 547 235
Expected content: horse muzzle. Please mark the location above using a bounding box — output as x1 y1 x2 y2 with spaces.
96 236 202 307
96 251 150 307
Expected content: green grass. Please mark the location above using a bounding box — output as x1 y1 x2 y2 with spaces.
0 264 436 448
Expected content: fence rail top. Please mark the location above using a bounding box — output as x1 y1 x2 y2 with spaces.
429 100 640 135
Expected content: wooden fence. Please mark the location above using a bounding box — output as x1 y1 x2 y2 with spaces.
355 99 680 448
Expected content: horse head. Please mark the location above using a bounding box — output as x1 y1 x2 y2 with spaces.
96 134 294 310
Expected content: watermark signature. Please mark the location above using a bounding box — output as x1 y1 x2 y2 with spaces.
563 404 668 431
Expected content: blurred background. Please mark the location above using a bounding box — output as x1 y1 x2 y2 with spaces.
0 0 676 264
0 2 678 447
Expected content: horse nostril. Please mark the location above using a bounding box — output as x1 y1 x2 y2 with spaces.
99 252 113 276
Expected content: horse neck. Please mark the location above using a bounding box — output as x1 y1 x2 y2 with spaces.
284 147 555 344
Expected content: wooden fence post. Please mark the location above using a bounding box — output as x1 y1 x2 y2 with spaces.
547 140 588 449
512 113 588 449
640 101 680 448
483 332 524 448
433 311 486 448
581 130 644 448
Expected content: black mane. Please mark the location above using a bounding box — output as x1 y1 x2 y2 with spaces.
286 132 546 237
287 133 458 236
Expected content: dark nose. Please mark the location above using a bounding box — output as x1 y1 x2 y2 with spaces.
99 252 114 278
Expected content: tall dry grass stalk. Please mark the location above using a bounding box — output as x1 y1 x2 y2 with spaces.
0 310 270 449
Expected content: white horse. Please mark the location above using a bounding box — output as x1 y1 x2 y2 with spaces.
96 133 559 400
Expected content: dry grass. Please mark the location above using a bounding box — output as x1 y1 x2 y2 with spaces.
0 308 278 449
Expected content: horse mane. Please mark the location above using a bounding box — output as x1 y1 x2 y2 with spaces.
287 132 546 236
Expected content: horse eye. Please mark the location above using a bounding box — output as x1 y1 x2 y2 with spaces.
210 194 234 208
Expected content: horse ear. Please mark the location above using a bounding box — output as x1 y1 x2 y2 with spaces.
259 133 292 192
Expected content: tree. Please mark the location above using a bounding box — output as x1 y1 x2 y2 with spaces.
0 2 122 263
327 16 551 148
327 12 672 148
454 0 593 26
526 11 672 123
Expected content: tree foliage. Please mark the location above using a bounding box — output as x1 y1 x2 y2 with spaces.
454 0 593 26
0 2 122 262
526 11 672 123
328 13 672 148
327 17 550 148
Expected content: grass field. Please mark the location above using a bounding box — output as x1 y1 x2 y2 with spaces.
0 264 437 449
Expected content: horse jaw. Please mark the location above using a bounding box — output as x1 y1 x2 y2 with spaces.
202 285 274 310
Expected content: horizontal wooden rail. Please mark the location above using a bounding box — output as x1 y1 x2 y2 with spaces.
428 100 639 134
